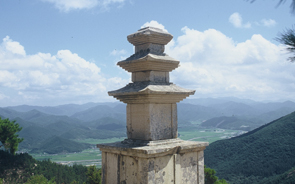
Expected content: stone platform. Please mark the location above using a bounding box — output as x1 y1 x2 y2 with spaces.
97 139 208 184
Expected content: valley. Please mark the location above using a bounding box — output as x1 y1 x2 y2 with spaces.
29 127 243 167
1 97 295 183
1 97 295 169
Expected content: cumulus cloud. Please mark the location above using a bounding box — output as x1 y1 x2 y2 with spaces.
166 27 295 101
0 36 126 106
41 0 125 12
2 36 26 56
229 12 251 28
260 19 277 27
141 20 168 32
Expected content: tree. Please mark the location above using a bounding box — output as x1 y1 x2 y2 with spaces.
0 118 24 155
85 166 101 184
25 174 56 184
276 26 295 62
205 166 228 184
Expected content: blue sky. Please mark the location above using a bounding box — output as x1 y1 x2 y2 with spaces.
0 0 294 106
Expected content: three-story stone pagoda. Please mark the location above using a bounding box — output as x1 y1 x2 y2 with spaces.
97 27 208 184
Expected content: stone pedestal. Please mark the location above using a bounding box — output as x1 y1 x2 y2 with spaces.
98 139 208 184
97 27 208 184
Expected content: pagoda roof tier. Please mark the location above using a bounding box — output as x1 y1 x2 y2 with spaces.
127 27 173 46
118 53 179 72
108 82 195 103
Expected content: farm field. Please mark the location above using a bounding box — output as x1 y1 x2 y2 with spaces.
31 128 245 167
31 137 126 167
179 126 245 143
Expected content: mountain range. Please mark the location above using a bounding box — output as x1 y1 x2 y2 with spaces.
1 97 295 154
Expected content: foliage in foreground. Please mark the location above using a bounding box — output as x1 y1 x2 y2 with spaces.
25 174 56 184
205 166 228 184
0 117 23 154
276 26 295 62
85 166 101 184
0 150 88 184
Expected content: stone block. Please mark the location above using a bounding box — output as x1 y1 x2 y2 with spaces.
98 139 208 184
135 43 165 55
126 103 177 141
132 71 169 83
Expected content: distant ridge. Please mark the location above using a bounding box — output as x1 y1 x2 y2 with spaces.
30 136 91 154
205 111 295 183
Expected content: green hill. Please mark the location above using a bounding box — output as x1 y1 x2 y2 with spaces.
30 136 91 154
60 127 126 140
205 111 295 184
19 125 57 149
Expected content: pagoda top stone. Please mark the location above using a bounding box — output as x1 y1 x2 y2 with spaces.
109 27 195 104
127 27 173 46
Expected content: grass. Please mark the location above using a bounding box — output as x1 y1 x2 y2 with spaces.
31 148 101 167
178 125 245 143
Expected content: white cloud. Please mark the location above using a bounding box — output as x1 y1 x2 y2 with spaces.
229 12 251 28
110 49 127 56
0 37 126 106
166 27 295 102
229 13 277 29
260 19 277 27
141 20 168 32
2 36 26 56
41 0 125 12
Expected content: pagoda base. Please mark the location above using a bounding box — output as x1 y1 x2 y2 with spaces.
97 139 208 184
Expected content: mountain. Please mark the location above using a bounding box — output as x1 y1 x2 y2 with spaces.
6 102 121 116
250 106 295 125
60 127 126 140
45 121 83 135
205 111 295 184
30 136 92 154
71 104 126 122
94 117 125 130
183 97 259 106
200 116 255 131
19 125 57 149
0 108 82 126
261 168 295 184
177 103 221 123
208 101 258 117
0 107 20 119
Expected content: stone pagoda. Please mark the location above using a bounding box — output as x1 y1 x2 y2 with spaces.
97 27 208 184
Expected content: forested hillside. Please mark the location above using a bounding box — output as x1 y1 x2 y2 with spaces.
205 111 295 184
0 150 88 183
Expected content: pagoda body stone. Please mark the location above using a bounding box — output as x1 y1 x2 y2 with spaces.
97 27 208 184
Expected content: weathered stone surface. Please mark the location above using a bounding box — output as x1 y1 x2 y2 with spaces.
127 27 173 46
126 103 177 140
97 139 208 184
132 71 169 83
118 53 179 73
109 82 195 104
135 43 165 55
100 27 208 183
